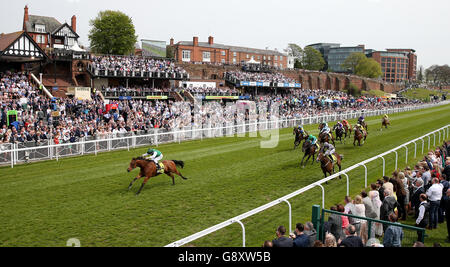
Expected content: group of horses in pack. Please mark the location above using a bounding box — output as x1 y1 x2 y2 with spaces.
293 116 391 181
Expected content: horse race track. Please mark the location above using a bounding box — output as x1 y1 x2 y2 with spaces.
1 104 449 247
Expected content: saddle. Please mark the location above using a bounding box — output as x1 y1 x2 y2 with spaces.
156 162 165 174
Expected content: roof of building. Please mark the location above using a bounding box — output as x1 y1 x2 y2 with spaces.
176 41 286 56
25 15 62 34
0 31 24 51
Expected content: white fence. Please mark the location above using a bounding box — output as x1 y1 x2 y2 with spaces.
0 102 447 168
165 124 450 247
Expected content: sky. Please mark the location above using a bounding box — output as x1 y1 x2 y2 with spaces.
1 0 449 69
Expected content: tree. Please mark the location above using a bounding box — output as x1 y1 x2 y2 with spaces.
89 10 138 55
355 58 382 79
425 65 450 85
301 47 325 71
341 52 367 74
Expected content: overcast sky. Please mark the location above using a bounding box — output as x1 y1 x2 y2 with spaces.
1 0 449 69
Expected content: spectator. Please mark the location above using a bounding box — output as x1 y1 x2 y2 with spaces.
272 226 293 247
290 223 310 247
324 233 337 247
303 222 317 247
426 178 443 229
380 188 399 232
338 225 364 247
411 178 425 215
415 194 430 242
262 241 273 248
382 213 404 247
353 195 366 235
327 205 344 242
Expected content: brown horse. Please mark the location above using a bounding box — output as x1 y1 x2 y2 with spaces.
382 118 391 130
127 157 188 195
353 127 367 146
316 151 343 184
319 132 335 146
293 128 308 150
300 140 319 168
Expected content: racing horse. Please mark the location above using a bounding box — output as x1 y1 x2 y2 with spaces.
333 124 345 144
300 139 319 168
382 117 391 130
353 126 367 146
293 127 308 150
127 157 188 195
318 124 336 146
316 150 343 184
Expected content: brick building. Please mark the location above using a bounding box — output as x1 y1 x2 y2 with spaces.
22 5 79 50
367 49 417 83
170 36 288 69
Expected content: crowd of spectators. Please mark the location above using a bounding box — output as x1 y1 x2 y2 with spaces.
225 71 296 83
264 141 450 247
0 71 438 148
90 55 187 75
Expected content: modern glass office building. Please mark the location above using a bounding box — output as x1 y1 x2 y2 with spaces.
327 45 365 73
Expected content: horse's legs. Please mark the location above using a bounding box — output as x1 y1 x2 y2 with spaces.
128 175 142 190
168 173 176 186
173 169 188 180
136 177 150 195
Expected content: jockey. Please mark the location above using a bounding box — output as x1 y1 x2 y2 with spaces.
383 114 389 120
335 121 343 130
320 122 331 135
358 116 365 124
322 142 336 162
143 148 163 172
342 119 349 127
297 125 305 134
307 135 318 146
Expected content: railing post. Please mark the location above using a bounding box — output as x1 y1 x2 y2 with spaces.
343 173 349 196
414 141 417 159
234 220 246 247
282 199 292 235
380 156 385 177
404 145 408 164
316 184 325 212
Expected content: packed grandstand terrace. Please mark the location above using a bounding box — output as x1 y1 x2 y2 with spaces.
0 63 430 146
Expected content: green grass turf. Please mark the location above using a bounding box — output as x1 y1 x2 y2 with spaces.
0 104 449 247
402 88 445 101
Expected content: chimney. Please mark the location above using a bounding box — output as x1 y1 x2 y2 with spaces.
193 36 198 47
71 15 77 33
23 5 29 31
170 38 174 46
208 36 214 45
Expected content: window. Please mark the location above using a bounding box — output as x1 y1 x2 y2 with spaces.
221 59 225 63
34 24 46 33
221 51 226 56
268 56 271 60
233 58 237 63
263 56 266 60
182 50 191 62
246 54 249 59
233 52 237 57
36 35 45 44
203 51 211 62
275 56 278 61
280 56 283 61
